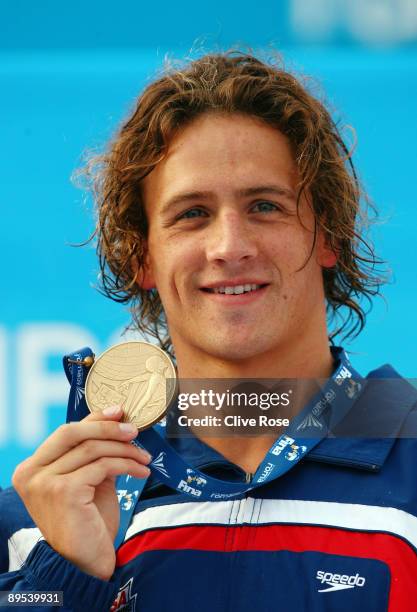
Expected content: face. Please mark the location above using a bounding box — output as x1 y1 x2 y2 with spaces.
141 113 335 365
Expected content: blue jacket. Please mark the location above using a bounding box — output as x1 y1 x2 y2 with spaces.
1 363 417 611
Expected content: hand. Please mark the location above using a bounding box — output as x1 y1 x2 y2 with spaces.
12 406 151 580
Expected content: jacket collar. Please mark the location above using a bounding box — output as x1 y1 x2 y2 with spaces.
164 363 417 474
308 364 417 470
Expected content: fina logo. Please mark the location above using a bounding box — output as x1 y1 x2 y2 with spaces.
345 379 362 400
150 451 169 478
186 468 207 487
178 468 207 497
271 435 295 456
316 570 366 593
178 480 202 497
116 489 139 512
285 443 307 462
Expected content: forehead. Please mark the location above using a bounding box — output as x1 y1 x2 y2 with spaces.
142 113 298 207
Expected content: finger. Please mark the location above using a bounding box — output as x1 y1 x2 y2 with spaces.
71 457 151 493
82 405 124 422
32 418 138 467
50 439 151 476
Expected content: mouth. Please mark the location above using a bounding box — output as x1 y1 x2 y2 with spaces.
200 282 269 295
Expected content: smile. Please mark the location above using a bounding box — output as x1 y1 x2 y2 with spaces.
206 284 265 295
200 283 270 303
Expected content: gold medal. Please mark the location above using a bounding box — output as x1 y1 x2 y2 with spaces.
85 341 177 430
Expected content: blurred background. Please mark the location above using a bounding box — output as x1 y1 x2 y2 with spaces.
1 0 416 488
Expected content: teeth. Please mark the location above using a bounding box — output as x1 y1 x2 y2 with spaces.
212 284 262 295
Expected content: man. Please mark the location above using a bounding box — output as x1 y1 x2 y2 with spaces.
1 51 417 611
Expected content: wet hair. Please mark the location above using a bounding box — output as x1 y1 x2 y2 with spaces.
81 51 385 355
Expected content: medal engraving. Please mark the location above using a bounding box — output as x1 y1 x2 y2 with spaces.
85 341 177 430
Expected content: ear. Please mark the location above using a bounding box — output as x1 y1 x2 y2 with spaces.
316 231 338 268
131 253 156 290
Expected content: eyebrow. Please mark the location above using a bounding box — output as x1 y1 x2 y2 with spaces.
160 185 296 215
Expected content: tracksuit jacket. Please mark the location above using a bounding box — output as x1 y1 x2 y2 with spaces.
1 361 417 611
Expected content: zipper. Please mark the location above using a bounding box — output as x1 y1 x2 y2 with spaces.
245 472 253 483
306 454 380 472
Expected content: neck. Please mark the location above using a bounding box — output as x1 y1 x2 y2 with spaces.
171 332 335 475
173 332 334 380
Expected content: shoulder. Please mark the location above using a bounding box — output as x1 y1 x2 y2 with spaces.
364 362 417 416
361 363 417 443
364 364 417 503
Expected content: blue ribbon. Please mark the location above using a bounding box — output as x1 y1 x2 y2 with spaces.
63 345 364 549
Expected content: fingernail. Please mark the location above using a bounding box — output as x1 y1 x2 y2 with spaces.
141 450 152 463
103 406 120 416
119 422 137 433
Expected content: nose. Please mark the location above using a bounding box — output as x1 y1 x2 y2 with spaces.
205 210 258 265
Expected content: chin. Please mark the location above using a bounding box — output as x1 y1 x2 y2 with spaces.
203 335 274 362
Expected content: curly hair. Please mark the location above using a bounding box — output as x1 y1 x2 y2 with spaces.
81 51 385 356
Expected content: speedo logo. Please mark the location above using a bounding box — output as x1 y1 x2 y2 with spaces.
316 570 366 593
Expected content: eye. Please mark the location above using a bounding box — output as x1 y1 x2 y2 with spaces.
177 207 209 220
251 200 281 214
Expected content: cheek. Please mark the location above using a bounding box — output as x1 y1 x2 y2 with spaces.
266 228 313 272
150 236 200 294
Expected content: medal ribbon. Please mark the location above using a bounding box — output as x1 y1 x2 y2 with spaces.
63 346 364 549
